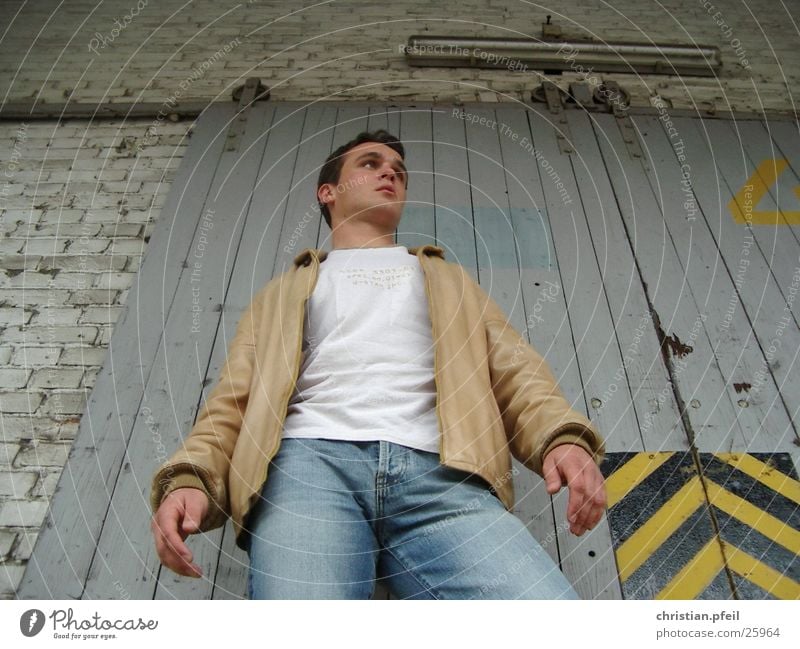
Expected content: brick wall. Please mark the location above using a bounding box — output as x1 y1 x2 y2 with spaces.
0 119 189 596
0 0 796 112
0 0 796 597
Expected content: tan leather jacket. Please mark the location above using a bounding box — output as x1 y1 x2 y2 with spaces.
150 244 605 550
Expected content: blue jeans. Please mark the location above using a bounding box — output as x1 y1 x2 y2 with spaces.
245 438 579 600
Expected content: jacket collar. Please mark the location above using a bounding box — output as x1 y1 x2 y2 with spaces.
293 244 445 267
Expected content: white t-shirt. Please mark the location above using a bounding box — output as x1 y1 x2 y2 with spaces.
281 244 440 453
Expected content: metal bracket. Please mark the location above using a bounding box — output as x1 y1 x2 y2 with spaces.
532 81 573 154
226 77 270 152
594 80 643 160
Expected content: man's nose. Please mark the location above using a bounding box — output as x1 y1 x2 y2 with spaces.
379 164 396 180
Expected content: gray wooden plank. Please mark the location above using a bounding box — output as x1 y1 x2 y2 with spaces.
522 105 632 599
211 103 336 599
565 109 684 454
496 108 586 561
398 107 436 248
433 107 478 278
592 112 754 456
209 103 319 599
693 118 800 321
462 105 561 569
16 102 236 599
648 116 799 461
730 119 800 241
80 104 275 599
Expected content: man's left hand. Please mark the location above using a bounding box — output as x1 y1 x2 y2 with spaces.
543 444 607 536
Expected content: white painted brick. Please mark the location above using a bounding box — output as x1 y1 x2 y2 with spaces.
14 441 71 468
0 254 43 271
0 500 49 526
66 289 117 305
30 469 61 498
78 306 122 326
29 368 84 389
0 307 32 325
108 238 145 255
21 238 70 255
0 416 61 441
38 390 87 416
99 223 142 237
0 238 24 254
1 271 54 289
39 255 127 272
0 530 14 559
0 392 44 414
0 442 19 469
58 346 107 366
29 224 102 238
0 471 38 497
30 307 82 326
12 530 37 561
10 346 62 366
2 326 98 345
0 368 31 388
66 237 110 253
48 273 95 290
93 271 136 290
0 563 24 597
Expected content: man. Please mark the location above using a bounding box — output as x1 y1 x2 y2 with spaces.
151 129 607 599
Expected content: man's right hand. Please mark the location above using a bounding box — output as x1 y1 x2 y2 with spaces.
151 487 210 578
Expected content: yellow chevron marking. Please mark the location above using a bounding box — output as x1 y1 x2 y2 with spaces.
727 159 800 225
617 475 706 581
656 538 724 599
705 481 800 554
606 452 673 509
723 542 800 599
717 453 800 505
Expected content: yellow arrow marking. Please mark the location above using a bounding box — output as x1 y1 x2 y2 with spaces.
617 475 706 581
727 159 800 225
656 538 725 599
706 481 800 554
723 542 800 599
716 453 800 505
606 452 674 509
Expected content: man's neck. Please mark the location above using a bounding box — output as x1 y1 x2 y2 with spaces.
330 226 397 250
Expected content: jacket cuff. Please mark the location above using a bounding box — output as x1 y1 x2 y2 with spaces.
159 474 209 505
540 427 605 469
150 463 228 532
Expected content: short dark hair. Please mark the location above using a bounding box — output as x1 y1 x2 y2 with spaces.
317 129 407 229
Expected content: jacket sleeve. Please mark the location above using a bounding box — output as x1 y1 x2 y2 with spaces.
482 291 605 477
149 290 262 531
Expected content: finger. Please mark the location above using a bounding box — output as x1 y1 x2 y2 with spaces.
542 453 562 495
581 471 606 531
152 510 203 578
182 496 205 535
156 504 194 565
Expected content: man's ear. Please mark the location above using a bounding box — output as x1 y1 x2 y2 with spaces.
317 183 334 208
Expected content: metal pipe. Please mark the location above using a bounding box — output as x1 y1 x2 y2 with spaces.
403 36 722 76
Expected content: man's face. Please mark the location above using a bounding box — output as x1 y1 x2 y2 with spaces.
319 141 408 230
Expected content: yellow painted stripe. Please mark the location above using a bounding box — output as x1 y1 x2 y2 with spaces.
656 538 725 599
617 476 706 581
727 159 800 225
606 452 674 509
717 453 800 505
706 481 800 554
724 542 800 600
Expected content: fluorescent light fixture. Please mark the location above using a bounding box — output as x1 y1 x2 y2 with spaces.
402 36 722 77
